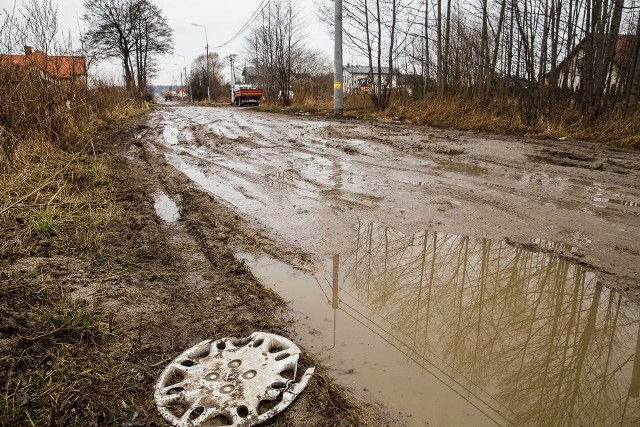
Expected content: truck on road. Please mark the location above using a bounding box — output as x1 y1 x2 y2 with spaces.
232 84 263 106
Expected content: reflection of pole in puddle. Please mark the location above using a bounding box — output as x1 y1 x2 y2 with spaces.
326 254 339 351
629 318 640 398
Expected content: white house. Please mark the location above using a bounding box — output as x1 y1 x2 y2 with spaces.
343 64 398 93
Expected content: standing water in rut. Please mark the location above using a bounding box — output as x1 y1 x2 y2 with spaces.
241 222 640 426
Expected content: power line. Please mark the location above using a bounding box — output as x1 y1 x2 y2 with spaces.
211 0 271 50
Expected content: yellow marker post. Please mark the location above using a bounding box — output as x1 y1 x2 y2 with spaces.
334 82 342 90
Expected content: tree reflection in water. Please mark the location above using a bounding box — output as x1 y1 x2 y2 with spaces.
333 221 640 426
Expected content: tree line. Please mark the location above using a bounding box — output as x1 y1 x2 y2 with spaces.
83 0 173 94
239 0 332 106
314 0 640 122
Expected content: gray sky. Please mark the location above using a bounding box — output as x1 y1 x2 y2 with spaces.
4 0 336 85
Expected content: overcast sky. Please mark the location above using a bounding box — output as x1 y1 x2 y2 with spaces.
3 0 337 85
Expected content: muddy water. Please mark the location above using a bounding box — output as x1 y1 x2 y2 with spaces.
147 106 640 424
153 191 180 223
239 223 640 426
149 107 640 293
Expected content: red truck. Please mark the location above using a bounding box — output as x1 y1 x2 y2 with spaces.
232 84 263 106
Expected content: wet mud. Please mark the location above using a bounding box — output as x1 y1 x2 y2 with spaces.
140 105 640 425
148 106 640 299
1 115 394 426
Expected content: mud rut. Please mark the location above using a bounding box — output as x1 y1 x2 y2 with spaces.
132 104 640 426
147 105 640 300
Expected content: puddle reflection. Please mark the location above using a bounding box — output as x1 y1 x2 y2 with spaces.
240 223 640 426
530 237 577 252
327 222 640 425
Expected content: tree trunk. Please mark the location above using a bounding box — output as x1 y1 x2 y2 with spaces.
364 0 377 106
376 0 383 108
423 1 429 100
593 0 623 115
443 0 451 95
487 0 507 102
436 0 443 97
625 12 640 110
384 0 397 110
479 0 489 98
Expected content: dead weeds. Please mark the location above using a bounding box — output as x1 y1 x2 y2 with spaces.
267 95 640 149
0 112 387 426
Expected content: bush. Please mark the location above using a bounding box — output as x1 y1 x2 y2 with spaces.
0 65 136 169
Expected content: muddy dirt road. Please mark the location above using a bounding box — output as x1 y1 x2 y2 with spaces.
142 105 640 426
149 105 639 293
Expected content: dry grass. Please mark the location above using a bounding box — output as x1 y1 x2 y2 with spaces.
0 62 141 259
284 94 640 148
0 66 136 168
567 109 640 148
0 69 143 425
0 140 128 260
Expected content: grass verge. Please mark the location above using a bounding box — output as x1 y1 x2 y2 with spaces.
259 96 640 149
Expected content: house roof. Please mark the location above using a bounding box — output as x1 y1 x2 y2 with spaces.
552 34 636 75
344 65 390 75
614 35 635 69
0 46 86 79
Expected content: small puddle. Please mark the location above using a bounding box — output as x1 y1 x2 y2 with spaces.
434 159 489 176
239 222 640 426
588 196 639 207
153 191 180 223
530 237 578 253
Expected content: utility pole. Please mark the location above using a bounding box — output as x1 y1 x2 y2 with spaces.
334 0 344 115
229 54 237 87
192 23 211 103
187 65 191 103
177 54 190 103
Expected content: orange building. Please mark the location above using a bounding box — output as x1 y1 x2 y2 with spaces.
0 46 86 81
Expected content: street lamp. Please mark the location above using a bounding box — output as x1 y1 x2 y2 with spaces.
173 65 184 101
192 23 210 103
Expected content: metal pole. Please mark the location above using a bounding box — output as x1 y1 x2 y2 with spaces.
193 23 211 103
177 54 190 103
180 70 183 100
332 255 339 309
334 0 343 115
186 66 190 102
206 38 210 103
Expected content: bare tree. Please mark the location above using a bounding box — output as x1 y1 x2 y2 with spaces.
245 0 304 106
21 0 58 55
131 0 172 92
189 52 224 101
315 0 640 121
82 0 173 93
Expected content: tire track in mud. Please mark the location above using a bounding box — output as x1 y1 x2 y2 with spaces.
149 105 640 303
119 121 397 426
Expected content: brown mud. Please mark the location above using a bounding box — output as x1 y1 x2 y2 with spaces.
3 101 639 426
0 114 394 426
148 105 640 303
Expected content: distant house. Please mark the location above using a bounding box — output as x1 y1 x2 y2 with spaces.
174 87 186 98
0 46 86 82
549 35 635 92
343 64 398 93
242 66 262 85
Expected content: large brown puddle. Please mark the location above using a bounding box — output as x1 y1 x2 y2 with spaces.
239 222 640 426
